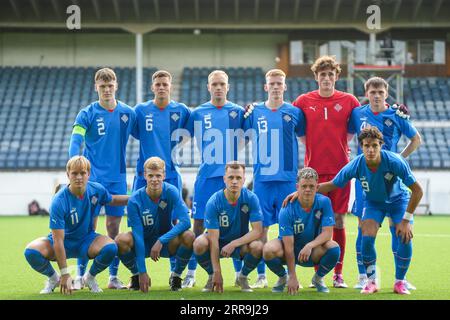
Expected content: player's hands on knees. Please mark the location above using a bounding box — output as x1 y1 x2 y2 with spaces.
282 191 298 208
212 271 224 293
150 240 163 262
298 244 312 263
60 274 73 295
139 273 150 293
396 221 413 244
287 275 299 295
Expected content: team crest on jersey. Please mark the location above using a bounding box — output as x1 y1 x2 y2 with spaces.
171 113 180 122
240 204 249 214
283 114 292 122
334 104 343 112
315 210 322 220
121 114 129 123
229 111 238 119
384 119 393 127
91 196 98 206
384 172 394 181
159 201 167 209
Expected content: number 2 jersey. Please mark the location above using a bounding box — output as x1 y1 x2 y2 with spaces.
73 101 136 184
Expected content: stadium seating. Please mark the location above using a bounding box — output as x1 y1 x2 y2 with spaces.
0 66 449 170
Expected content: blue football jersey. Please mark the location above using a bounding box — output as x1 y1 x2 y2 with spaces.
278 193 335 252
348 105 418 153
243 102 305 182
132 100 191 180
333 150 416 204
49 182 112 242
204 188 263 247
127 182 191 272
186 101 245 179
73 101 136 183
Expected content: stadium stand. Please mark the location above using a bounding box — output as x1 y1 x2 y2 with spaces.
0 66 449 170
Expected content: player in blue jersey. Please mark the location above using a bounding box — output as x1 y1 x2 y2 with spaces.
68 68 136 290
182 70 245 288
243 69 305 288
319 127 423 295
132 70 191 192
132 70 191 275
24 156 129 294
263 167 340 294
115 157 195 292
193 162 264 293
348 77 422 290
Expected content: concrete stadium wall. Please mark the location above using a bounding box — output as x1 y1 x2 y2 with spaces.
0 32 287 73
0 169 448 216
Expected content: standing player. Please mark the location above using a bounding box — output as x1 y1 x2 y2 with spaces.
292 56 360 288
263 167 340 294
319 127 423 295
182 70 245 288
115 157 195 292
193 162 264 293
132 70 191 192
69 67 136 290
24 156 129 294
132 70 191 275
348 77 422 289
243 69 305 288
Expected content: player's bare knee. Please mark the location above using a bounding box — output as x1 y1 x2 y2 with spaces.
193 235 208 254
325 240 339 249
249 240 264 257
115 232 132 253
181 230 196 248
262 242 278 260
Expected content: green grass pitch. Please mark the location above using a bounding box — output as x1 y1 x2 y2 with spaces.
1 214 449 300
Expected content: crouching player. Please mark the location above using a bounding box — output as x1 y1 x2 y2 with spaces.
318 127 423 295
264 167 340 294
115 157 195 293
24 156 129 294
193 162 264 293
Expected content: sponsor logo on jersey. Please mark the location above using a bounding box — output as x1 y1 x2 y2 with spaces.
295 219 303 224
384 172 394 181
360 117 368 122
159 201 167 209
283 114 292 122
334 104 343 112
309 106 317 111
70 208 77 214
96 117 104 122
146 113 153 118
171 113 180 122
229 110 238 119
121 114 129 123
91 196 98 205
219 210 227 216
143 209 150 215
384 119 393 127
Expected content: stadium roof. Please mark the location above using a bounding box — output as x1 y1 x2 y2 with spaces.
1 0 450 34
